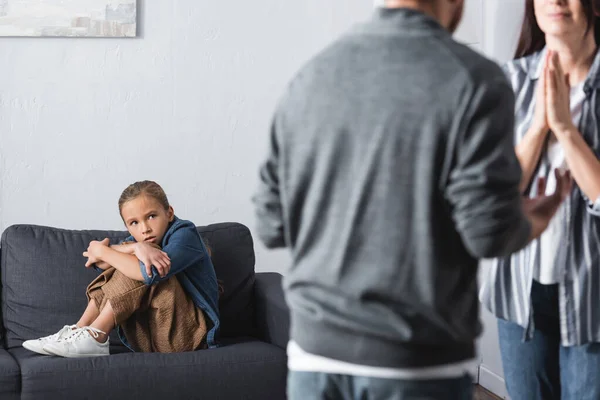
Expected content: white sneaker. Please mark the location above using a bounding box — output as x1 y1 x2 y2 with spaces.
43 327 110 358
22 325 77 356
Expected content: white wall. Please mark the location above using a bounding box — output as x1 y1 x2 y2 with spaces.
0 0 372 273
454 0 483 51
482 0 525 64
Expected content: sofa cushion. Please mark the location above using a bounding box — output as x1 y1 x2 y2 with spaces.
0 348 20 400
201 223 256 338
9 339 286 400
1 225 127 349
1 222 255 348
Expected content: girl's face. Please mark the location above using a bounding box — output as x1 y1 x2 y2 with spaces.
534 0 591 40
121 195 174 245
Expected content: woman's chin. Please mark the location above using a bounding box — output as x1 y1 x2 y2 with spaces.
542 25 581 39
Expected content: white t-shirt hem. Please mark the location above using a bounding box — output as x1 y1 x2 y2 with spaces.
287 341 477 380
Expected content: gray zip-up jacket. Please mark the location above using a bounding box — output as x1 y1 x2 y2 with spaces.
253 8 531 368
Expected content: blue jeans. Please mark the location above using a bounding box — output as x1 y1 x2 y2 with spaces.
287 371 473 400
498 280 600 400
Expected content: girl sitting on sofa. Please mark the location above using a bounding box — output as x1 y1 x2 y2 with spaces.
23 180 220 357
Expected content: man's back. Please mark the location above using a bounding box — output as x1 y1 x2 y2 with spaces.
254 8 530 369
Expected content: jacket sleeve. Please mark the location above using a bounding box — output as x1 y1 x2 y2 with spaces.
445 76 531 259
140 224 207 285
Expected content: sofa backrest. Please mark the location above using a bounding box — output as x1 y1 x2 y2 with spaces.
0 222 255 349
199 223 256 338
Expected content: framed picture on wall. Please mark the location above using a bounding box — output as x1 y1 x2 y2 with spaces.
0 0 137 37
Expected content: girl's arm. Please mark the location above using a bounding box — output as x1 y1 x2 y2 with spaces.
98 244 145 281
92 243 137 270
86 240 171 281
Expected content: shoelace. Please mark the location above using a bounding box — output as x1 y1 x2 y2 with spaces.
63 326 106 342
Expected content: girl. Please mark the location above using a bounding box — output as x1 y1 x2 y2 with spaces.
23 180 220 357
480 0 600 399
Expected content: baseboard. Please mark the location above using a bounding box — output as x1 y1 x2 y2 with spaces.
478 365 510 399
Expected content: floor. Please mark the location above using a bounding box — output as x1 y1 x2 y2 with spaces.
474 385 502 400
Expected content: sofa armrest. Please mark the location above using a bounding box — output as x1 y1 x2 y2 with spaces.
254 272 289 350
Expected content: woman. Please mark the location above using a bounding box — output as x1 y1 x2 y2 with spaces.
480 0 600 399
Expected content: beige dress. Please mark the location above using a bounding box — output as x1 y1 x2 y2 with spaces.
86 267 207 353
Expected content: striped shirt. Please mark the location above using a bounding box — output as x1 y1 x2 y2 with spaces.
479 47 600 346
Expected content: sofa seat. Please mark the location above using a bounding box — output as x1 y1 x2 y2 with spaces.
0 349 19 400
9 337 286 400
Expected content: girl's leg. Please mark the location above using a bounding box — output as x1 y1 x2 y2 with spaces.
560 342 600 400
41 271 143 358
76 301 101 328
89 300 116 343
497 281 561 400
85 268 148 344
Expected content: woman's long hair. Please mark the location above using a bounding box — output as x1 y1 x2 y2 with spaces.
514 0 600 59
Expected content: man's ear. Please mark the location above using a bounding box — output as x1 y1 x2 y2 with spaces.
168 206 175 222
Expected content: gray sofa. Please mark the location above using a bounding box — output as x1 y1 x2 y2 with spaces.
0 222 290 400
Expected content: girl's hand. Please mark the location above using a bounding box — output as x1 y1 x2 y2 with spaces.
83 238 110 268
134 243 171 278
531 51 550 135
547 51 577 137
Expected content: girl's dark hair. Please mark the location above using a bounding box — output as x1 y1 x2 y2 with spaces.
515 0 600 59
118 180 170 216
